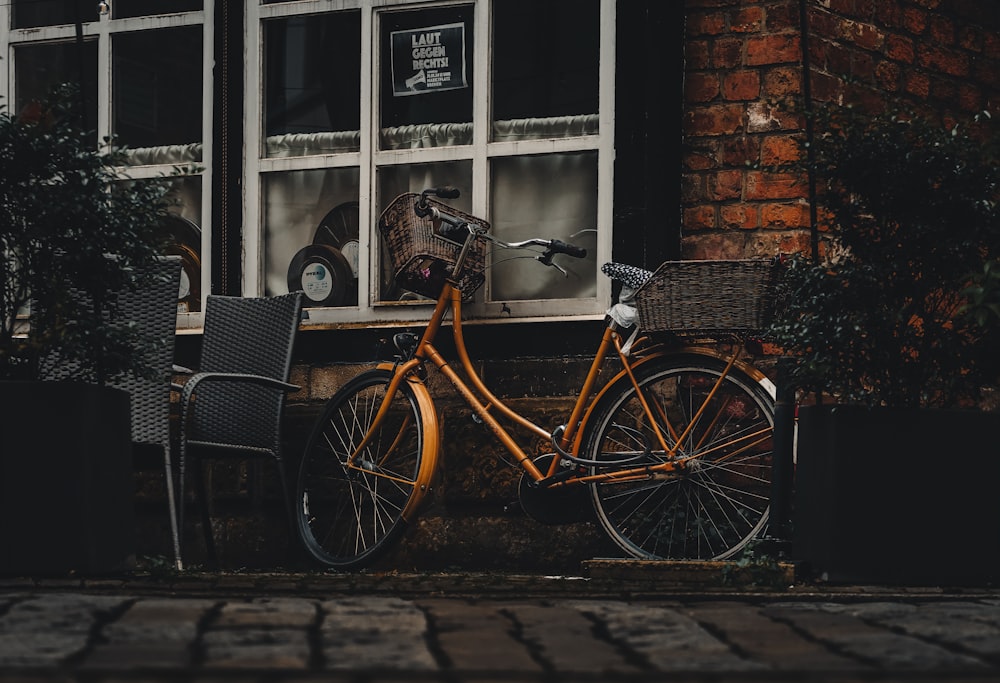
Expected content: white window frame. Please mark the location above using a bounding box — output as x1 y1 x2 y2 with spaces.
1 3 214 331
248 0 615 327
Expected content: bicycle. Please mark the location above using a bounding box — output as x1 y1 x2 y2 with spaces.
295 187 779 570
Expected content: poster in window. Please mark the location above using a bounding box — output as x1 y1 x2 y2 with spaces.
390 23 467 97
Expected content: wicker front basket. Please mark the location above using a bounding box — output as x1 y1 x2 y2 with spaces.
634 259 778 334
378 193 490 301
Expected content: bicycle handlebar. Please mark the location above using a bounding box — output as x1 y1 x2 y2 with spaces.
414 187 588 270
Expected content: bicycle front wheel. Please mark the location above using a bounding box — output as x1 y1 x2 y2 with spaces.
585 354 775 561
296 368 431 570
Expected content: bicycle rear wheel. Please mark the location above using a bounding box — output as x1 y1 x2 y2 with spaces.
296 368 430 570
585 354 775 561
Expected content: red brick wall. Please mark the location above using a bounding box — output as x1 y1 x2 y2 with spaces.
681 0 1000 261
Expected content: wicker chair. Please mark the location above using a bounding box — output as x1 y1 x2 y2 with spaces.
37 255 185 569
174 291 303 567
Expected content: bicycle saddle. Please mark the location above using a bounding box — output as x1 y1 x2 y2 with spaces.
602 262 653 289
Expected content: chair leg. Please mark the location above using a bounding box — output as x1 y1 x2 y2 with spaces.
161 446 183 571
194 459 218 567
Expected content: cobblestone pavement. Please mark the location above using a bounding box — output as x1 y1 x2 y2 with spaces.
2 573 1000 682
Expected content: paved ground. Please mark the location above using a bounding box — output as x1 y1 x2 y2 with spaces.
2 569 1000 682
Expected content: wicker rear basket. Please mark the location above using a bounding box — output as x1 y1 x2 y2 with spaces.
378 193 490 301
634 259 778 334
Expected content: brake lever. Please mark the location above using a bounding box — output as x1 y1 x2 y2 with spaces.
537 254 568 277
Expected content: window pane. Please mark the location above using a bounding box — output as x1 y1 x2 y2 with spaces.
490 153 598 301
161 176 204 313
492 0 599 141
118 175 203 313
376 161 473 302
12 0 95 28
264 168 361 307
264 12 361 158
114 1 202 18
113 27 203 161
379 6 473 150
13 41 98 135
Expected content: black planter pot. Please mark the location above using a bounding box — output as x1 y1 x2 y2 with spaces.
793 404 1000 587
0 381 135 575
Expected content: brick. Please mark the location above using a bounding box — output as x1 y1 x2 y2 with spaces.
723 69 761 100
760 135 802 166
709 170 744 201
721 136 760 166
762 65 802 97
918 44 971 77
686 72 721 102
688 11 727 37
761 201 811 229
683 205 717 231
684 104 745 136
746 34 801 65
713 37 745 68
886 33 915 62
731 6 764 33
720 203 759 229
745 171 805 201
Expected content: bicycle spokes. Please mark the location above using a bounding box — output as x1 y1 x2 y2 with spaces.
588 356 774 561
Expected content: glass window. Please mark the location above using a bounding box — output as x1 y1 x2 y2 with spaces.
114 1 202 18
12 0 96 29
161 176 204 314
492 0 599 141
490 153 598 301
264 12 362 158
13 41 98 133
113 27 203 160
379 6 474 150
264 168 361 307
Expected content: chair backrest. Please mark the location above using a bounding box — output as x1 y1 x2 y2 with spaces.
186 292 303 452
115 256 183 446
38 256 182 447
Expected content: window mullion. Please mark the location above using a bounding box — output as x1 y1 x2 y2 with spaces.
596 0 616 305
360 0 375 311
244 0 263 297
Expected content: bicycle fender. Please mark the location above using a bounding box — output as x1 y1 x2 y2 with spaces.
376 361 441 521
571 346 776 455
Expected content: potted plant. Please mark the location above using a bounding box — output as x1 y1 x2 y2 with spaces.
768 102 1000 586
0 88 175 575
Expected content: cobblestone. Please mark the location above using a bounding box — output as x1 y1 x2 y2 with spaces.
0 572 998 681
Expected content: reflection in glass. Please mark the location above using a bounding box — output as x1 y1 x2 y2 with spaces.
379 6 474 150
113 27 203 162
490 153 598 301
376 161 473 302
264 12 362 157
14 41 98 135
114 1 202 18
264 168 361 307
118 175 203 313
12 0 95 28
492 0 599 141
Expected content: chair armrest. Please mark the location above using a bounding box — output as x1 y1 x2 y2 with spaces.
179 371 300 405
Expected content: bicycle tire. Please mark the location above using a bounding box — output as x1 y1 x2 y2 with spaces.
296 368 431 569
584 353 775 561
